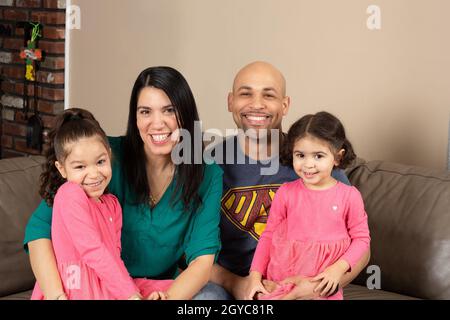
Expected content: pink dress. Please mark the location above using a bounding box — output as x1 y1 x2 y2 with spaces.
250 180 370 300
31 182 172 300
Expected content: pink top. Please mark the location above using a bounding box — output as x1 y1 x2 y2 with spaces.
251 179 370 286
32 182 139 300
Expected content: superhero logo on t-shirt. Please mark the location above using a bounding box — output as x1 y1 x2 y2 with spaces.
221 184 281 240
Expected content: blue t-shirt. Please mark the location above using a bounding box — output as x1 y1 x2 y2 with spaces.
209 135 350 276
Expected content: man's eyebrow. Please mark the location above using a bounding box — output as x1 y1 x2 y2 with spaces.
263 87 278 93
237 86 279 93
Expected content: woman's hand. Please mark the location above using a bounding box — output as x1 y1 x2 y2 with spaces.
147 291 169 300
311 259 350 297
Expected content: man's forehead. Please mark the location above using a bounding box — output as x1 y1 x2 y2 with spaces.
233 73 285 94
232 63 286 95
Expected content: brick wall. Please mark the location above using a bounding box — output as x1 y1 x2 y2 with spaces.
0 0 65 158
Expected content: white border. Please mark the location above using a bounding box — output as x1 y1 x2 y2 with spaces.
64 0 71 110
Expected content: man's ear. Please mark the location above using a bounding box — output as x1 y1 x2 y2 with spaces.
227 92 234 112
335 149 345 166
55 161 67 179
282 96 291 116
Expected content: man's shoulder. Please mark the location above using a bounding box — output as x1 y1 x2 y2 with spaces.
331 168 351 185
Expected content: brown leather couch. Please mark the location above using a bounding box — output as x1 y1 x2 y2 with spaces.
0 155 449 300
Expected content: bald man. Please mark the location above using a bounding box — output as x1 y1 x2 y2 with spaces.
197 62 369 300
228 61 289 136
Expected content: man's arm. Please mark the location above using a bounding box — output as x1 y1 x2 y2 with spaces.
210 263 249 300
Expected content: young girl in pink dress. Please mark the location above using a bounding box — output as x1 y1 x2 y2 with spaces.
31 108 172 300
247 111 370 300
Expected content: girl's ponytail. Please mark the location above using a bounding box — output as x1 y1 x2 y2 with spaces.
39 135 65 206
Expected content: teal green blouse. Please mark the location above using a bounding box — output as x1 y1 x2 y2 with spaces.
23 136 223 279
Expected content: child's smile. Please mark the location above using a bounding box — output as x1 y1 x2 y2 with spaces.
55 135 112 201
292 135 340 190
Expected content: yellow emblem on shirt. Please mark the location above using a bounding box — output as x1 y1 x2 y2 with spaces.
221 184 281 240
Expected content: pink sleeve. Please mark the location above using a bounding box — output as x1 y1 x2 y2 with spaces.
54 182 138 299
110 195 123 253
250 184 288 277
340 187 371 270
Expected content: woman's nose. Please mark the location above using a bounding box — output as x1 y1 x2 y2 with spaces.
150 111 165 129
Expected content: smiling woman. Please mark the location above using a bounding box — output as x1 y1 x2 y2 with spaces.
123 67 208 210
24 67 224 300
136 87 179 158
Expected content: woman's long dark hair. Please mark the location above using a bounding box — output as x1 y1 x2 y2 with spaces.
281 111 356 169
123 66 204 210
39 108 110 206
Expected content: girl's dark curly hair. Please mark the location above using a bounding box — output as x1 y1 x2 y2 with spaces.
39 108 109 206
281 111 356 169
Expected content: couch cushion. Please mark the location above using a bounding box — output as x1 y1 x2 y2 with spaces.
0 290 32 300
0 286 415 300
0 156 45 297
347 160 450 299
343 284 417 300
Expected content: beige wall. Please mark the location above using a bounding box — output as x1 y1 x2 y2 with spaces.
68 0 450 170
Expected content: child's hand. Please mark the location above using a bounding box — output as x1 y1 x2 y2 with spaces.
147 291 169 300
311 259 350 297
245 271 269 300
